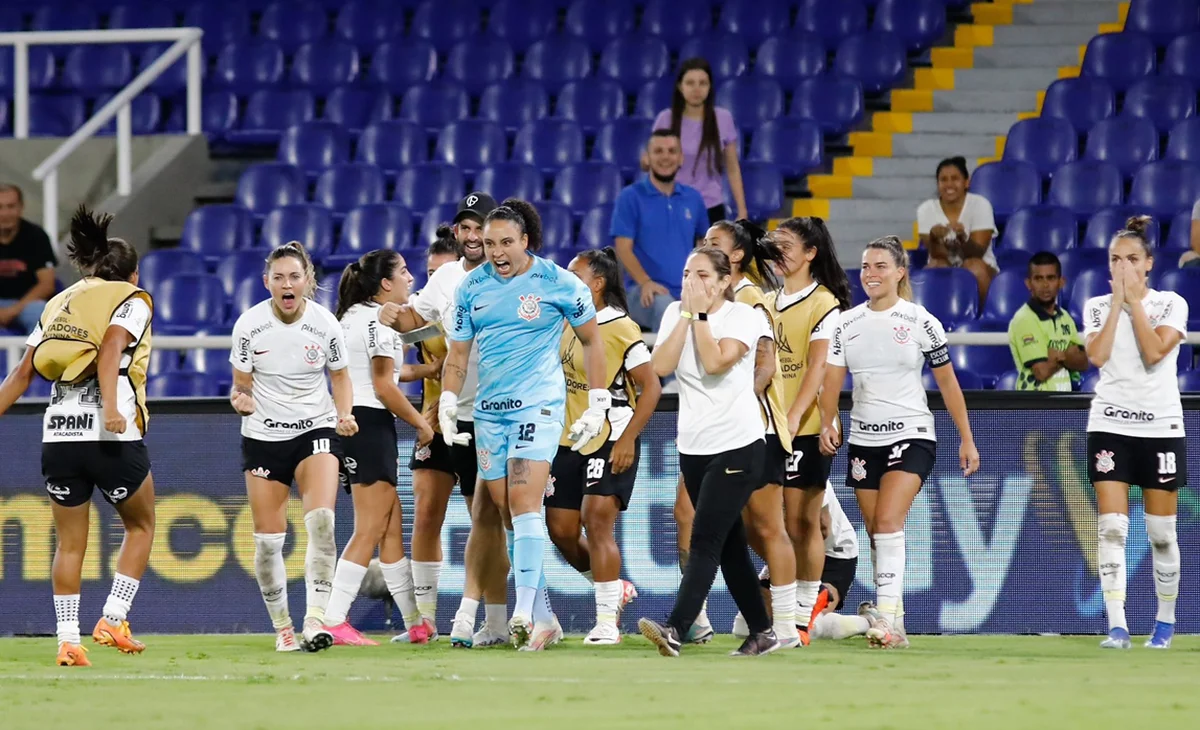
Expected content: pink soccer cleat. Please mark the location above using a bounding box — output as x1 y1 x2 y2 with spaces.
327 622 380 647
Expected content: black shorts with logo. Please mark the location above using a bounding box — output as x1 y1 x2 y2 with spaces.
845 439 936 491
782 434 833 489
242 427 343 487
409 420 477 497
1087 431 1188 492
340 406 398 493
545 440 639 512
43 440 151 508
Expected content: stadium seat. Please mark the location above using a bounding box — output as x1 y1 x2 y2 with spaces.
32 3 96 31
184 345 234 383
490 0 557 52
910 268 978 328
1127 0 1199 46
315 271 342 312
748 118 824 178
1081 32 1155 92
522 36 593 89
716 77 785 132
555 78 627 134
444 37 514 95
969 160 1042 220
226 90 315 146
258 204 335 260
846 272 866 306
717 0 788 48
535 201 576 250
334 1 405 49
553 163 624 217
140 43 199 94
417 203 461 245
63 45 132 92
291 40 360 94
1163 209 1193 250
1121 76 1196 133
740 161 785 221
475 162 545 202
155 274 228 335
235 163 307 217
980 268 1032 324
513 119 586 174
994 370 1020 391
577 205 614 249
1003 117 1077 179
678 32 749 81
1155 269 1200 326
146 349 180 378
923 366 984 391
599 34 671 93
214 39 285 93
95 92 162 136
1179 370 1200 392
1166 116 1200 161
545 248 584 269
0 47 56 91
592 118 655 175
399 83 470 134
1047 160 1124 219
410 0 481 53
259 1 327 54
478 79 550 133
1178 343 1194 371
147 372 222 399
326 203 416 270
754 34 827 87
313 163 385 217
641 0 713 51
796 0 869 47
183 4 251 49
231 277 271 321
565 0 636 52
1058 249 1109 283
1000 205 1077 253
163 90 239 139
1040 77 1116 134
1067 268 1111 322
323 87 391 136
181 205 254 264
369 41 437 94
994 248 1033 273
873 0 947 52
28 95 86 137
790 75 864 135
635 77 676 119
1082 206 1160 249
277 121 351 179
434 119 507 175
1163 32 1200 86
139 250 208 295
216 250 270 300
1129 160 1200 217
834 32 907 94
355 120 427 177
393 162 465 213
1083 116 1159 179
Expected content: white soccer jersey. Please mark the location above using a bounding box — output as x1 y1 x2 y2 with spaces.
411 258 480 421
826 299 948 447
341 302 403 411
822 482 859 560
27 298 151 443
1084 289 1188 438
230 300 348 441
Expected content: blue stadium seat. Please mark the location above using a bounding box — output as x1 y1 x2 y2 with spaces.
181 204 255 264
1179 370 1200 392
748 118 824 177
555 78 627 134
716 77 785 132
475 162 545 202
334 1 405 49
599 34 671 93
214 39 285 93
146 349 181 378
1166 116 1200 161
434 119 507 175
155 274 228 335
1155 269 1200 326
911 268 979 328
183 345 234 385
1000 205 1077 253
417 203 461 245
109 2 174 29
32 3 96 31
399 82 470 134
393 162 465 213
923 366 983 391
216 250 269 300
1127 0 1199 46
740 161 785 221
1083 116 1158 179
1003 117 1077 179
63 45 132 92
163 90 239 139
1040 76 1116 134
139 250 207 295
231 277 271 321
29 95 85 137
314 163 385 217
226 90 315 146
1129 160 1200 217
796 0 869 47
0 47 57 91
790 75 864 135
679 32 749 81
545 248 585 269
478 79 550 133
183 4 251 49
592 118 655 175
754 34 826 87
834 31 907 94
641 0 713 51
95 92 162 136
291 40 360 94
1178 342 1194 371
1163 32 1200 86
565 0 636 52
355 120 427 177
140 43 199 94
147 372 222 399
259 1 327 54
410 0 481 54
326 203 416 270
535 201 576 250
980 268 1032 324
490 0 558 52
1048 160 1123 220
0 98 9 136
324 87 392 135
635 77 675 120
994 248 1032 272
259 204 335 259
278 121 351 179
873 0 947 52
1122 76 1196 133
969 160 1042 220
513 119 586 174
1082 32 1156 92
1162 209 1192 249
369 41 437 94
522 36 593 88
444 37 514 95
577 204 615 249
1058 249 1109 283
553 162 624 216
994 370 1020 391
1082 206 1160 249
717 0 789 48
235 163 307 217
1067 267 1111 322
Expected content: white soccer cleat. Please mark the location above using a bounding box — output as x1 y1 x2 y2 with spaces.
520 615 564 652
583 622 622 645
450 618 475 648
275 626 301 652
509 615 533 650
685 606 715 644
301 617 334 653
1100 627 1132 649
731 612 749 639
471 626 509 648
618 580 638 616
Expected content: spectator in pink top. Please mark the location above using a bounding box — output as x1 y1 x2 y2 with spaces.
652 58 748 225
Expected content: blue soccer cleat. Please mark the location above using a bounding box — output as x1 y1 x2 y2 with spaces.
1144 621 1174 649
1100 627 1132 649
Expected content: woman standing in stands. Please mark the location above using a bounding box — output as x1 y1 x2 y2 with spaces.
0 206 157 667
229 242 358 653
818 235 979 649
1084 216 1188 650
652 58 747 224
916 156 999 302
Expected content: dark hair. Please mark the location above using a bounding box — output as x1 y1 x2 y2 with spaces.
689 246 736 302
864 235 912 301
428 224 461 260
649 128 680 143
264 241 318 298
0 183 24 204
1111 215 1154 257
67 204 138 282
775 216 852 310
710 219 785 290
935 156 969 180
1027 251 1063 277
575 247 630 312
669 58 723 179
484 198 543 252
336 249 401 320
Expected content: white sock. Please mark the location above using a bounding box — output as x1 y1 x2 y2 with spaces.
380 557 422 629
253 532 291 630
485 603 507 632
323 559 367 626
795 579 820 630
412 561 441 624
810 612 871 640
533 580 554 624
1146 514 1179 625
54 594 81 646
770 583 798 638
895 594 906 634
1097 513 1129 631
695 598 711 628
455 597 480 628
595 580 621 627
303 508 337 622
873 531 905 625
102 573 140 624
581 569 594 584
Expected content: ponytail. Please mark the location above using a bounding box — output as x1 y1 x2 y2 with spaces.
711 219 785 290
67 204 138 282
265 241 318 299
336 249 402 319
484 198 543 251
428 224 461 259
577 247 630 313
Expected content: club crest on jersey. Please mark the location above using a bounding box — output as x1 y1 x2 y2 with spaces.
544 476 556 499
1095 450 1115 474
850 457 867 481
893 325 911 345
517 294 542 321
304 343 325 368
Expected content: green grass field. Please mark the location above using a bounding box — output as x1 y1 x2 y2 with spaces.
2 634 1199 729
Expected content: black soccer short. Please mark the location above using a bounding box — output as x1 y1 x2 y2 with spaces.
545 440 639 512
242 427 343 487
763 436 787 487
782 434 833 489
845 439 936 491
43 440 151 508
410 420 477 497
822 555 858 612
340 406 398 492
1087 431 1188 492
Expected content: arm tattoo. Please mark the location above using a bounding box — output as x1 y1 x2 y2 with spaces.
678 549 690 573
445 362 467 381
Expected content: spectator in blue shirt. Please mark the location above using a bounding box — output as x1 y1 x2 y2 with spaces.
612 130 710 330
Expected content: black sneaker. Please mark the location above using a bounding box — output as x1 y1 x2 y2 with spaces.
638 617 681 657
731 629 781 657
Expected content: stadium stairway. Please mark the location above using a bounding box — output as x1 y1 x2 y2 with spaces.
786 0 1130 266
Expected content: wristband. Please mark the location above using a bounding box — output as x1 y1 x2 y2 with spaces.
587 389 613 410
680 310 693 320
696 312 708 321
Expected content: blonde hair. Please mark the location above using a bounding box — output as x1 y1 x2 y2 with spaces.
265 241 318 298
865 235 912 301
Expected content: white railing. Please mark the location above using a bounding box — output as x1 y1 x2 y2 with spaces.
0 28 204 241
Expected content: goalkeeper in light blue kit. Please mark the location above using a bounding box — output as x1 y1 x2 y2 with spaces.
440 198 609 650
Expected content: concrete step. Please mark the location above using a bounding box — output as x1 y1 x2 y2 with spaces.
828 198 918 222
911 112 1016 135
871 156 960 177
852 176 933 200
932 90 1039 114
949 68 1059 92
1013 3 1119 23
972 45 1083 69
993 24 1114 46
890 132 997 158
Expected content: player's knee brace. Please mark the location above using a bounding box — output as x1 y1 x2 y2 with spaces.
1097 513 1129 549
1145 514 1177 551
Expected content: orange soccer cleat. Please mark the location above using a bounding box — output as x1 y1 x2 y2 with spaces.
92 617 146 654
56 643 91 667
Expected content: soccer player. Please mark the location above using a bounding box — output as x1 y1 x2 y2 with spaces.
1008 251 1088 391
229 242 359 652
639 247 780 658
817 235 980 649
1083 216 1188 650
321 250 436 646
0 206 156 666
545 248 661 645
440 198 606 650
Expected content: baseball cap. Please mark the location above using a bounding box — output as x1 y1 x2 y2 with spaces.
453 192 497 224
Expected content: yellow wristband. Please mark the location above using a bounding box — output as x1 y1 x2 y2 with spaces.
680 310 694 320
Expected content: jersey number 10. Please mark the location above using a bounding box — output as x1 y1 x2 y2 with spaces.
312 438 331 455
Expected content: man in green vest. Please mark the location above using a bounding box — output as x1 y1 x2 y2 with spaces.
1008 252 1089 391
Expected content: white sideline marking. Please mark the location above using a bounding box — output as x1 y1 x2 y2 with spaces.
0 673 777 685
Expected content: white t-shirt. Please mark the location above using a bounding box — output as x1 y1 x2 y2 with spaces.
597 305 652 441
230 300 348 442
410 258 480 422
27 298 151 443
657 300 770 455
823 482 859 560
1084 290 1188 438
917 192 999 271
341 302 404 411
826 300 948 447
